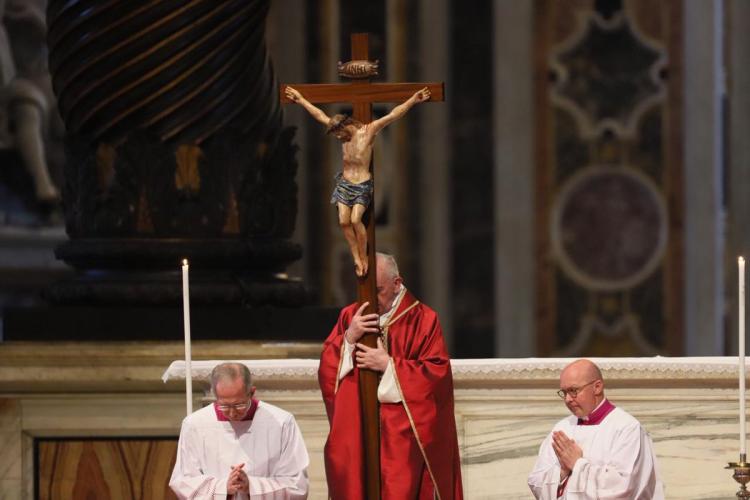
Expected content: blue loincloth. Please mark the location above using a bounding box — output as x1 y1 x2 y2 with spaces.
330 172 373 208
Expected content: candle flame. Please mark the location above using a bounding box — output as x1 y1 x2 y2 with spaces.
182 259 188 266
741 256 746 265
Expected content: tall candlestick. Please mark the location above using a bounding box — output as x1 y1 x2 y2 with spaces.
182 259 193 416
741 256 746 457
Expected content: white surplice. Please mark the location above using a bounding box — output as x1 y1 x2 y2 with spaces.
170 401 309 499
528 405 664 500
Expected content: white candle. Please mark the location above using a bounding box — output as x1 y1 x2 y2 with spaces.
740 256 746 457
182 259 193 416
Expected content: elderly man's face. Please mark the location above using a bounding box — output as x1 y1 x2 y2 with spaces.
559 364 602 418
376 259 402 315
215 377 255 422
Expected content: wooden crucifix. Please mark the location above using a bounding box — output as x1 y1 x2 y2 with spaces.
280 33 444 499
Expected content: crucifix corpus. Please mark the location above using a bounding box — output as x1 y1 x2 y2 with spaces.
280 33 444 499
285 83 429 278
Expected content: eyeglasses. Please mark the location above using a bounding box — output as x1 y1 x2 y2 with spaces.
557 380 598 399
216 401 251 413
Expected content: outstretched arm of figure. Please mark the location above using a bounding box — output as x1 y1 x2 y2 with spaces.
367 87 431 137
285 86 331 126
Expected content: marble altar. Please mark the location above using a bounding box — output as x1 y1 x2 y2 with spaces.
0 345 745 499
163 357 748 499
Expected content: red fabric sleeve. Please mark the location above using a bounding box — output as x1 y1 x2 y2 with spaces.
318 303 366 499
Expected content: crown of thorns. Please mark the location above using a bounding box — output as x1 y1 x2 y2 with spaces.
326 114 356 134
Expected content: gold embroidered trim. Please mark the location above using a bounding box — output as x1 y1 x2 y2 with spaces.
392 358 442 500
334 337 347 394
385 300 420 329
382 299 420 351
380 287 408 336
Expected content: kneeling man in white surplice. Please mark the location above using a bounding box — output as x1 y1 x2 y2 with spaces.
528 359 664 499
170 362 309 499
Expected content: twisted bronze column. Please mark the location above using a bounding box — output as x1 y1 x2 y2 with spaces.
45 0 304 305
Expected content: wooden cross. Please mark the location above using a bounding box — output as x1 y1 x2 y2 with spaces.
280 33 444 499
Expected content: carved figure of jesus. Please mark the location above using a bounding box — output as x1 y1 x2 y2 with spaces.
284 85 430 276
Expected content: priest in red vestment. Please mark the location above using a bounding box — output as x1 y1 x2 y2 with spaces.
319 252 464 499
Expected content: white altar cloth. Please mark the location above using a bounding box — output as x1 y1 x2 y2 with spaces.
163 356 747 384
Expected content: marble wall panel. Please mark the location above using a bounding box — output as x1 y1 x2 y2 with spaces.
456 387 743 498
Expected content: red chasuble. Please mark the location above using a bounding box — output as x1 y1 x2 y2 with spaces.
319 291 464 499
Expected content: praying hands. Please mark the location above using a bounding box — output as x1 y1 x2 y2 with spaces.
227 463 249 495
551 431 583 476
